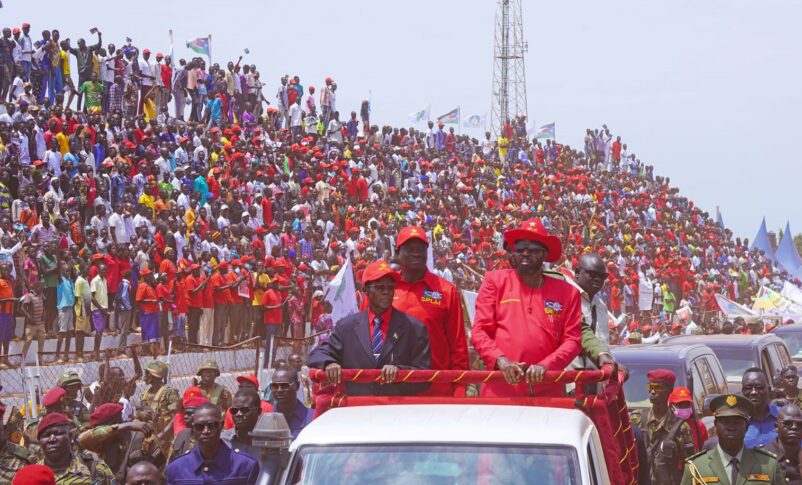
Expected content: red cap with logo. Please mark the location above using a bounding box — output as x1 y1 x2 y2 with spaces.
396 226 428 248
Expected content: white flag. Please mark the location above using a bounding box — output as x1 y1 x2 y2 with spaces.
324 257 360 324
462 114 487 129
408 106 429 124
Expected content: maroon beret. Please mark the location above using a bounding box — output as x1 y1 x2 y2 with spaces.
12 464 56 485
38 412 70 435
42 387 66 408
89 403 124 427
646 369 676 386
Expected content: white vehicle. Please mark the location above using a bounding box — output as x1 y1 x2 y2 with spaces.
281 404 610 485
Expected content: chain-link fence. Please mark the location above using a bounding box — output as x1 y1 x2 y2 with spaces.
266 331 329 369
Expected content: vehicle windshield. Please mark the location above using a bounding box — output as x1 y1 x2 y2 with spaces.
777 333 802 361
712 348 757 379
290 444 580 485
620 363 684 408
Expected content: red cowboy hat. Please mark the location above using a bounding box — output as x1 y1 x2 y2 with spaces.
503 218 562 263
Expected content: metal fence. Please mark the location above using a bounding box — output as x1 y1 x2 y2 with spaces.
266 331 329 369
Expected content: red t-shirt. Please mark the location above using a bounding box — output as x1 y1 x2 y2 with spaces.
185 274 203 308
157 283 173 313
261 289 282 324
227 271 243 304
211 272 230 305
202 273 214 308
136 282 158 313
174 277 189 314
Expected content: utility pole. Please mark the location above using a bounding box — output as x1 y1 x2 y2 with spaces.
490 0 528 135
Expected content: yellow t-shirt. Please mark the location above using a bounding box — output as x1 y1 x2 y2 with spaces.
60 50 70 76
56 132 69 155
252 272 271 307
138 193 155 217
498 136 509 156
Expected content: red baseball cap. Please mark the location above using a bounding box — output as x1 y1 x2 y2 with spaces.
12 464 55 485
236 374 259 388
143 48 151 54
361 260 400 286
396 226 428 248
668 386 693 404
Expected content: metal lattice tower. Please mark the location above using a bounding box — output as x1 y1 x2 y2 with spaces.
490 0 528 135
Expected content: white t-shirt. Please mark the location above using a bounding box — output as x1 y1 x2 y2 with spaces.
108 212 129 244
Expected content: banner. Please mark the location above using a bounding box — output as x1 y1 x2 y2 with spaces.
536 122 555 139
781 281 802 306
462 290 478 325
753 286 802 314
437 107 460 125
638 278 654 312
408 106 429 124
462 113 486 129
324 257 359 324
186 36 211 57
676 306 693 321
715 294 757 317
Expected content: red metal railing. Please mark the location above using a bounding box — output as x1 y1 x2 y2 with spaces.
309 367 637 485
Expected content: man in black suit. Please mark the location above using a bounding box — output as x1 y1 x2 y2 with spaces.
309 260 431 395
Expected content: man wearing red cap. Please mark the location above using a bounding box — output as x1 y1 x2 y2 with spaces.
471 219 582 397
0 403 37 483
309 260 431 395
37 412 116 483
393 225 468 396
640 368 696 484
78 403 163 480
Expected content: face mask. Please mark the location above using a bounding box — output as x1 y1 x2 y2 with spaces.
673 407 693 420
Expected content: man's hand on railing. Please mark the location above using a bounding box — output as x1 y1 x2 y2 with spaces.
495 356 524 384
524 364 546 384
380 365 399 383
325 362 342 385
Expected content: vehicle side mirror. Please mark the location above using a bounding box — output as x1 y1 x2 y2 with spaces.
702 394 720 417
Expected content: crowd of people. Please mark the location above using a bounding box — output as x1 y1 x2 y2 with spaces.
0 19 799 484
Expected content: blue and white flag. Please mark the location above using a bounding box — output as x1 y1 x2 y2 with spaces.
408 106 429 124
536 122 555 139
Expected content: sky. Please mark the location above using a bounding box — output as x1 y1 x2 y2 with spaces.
2 0 801 240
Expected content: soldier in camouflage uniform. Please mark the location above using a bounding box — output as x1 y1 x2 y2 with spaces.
24 387 83 444
37 412 116 484
58 371 91 426
138 360 180 453
195 360 232 413
0 403 37 481
642 369 697 485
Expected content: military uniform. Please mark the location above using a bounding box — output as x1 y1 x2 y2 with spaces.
682 394 785 485
39 451 117 484
645 407 697 483
0 440 37 481
762 439 802 485
140 362 180 453
196 360 233 412
167 428 197 464
78 424 165 479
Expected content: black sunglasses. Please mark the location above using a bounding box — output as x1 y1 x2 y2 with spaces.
192 420 222 432
230 406 254 415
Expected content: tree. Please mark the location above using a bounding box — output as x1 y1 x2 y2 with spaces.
795 233 802 256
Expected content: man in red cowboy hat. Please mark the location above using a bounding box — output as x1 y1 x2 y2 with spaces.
309 260 431 396
393 225 468 396
471 219 582 397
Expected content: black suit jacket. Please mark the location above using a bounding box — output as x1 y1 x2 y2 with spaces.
308 309 431 395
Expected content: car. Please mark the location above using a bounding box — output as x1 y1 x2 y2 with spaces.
611 343 728 424
770 324 802 365
661 334 792 392
281 404 610 485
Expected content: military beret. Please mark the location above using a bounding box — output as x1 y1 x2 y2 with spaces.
89 403 124 427
38 412 70 435
646 369 676 386
12 464 56 485
42 387 66 408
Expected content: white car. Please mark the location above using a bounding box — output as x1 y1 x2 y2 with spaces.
279 404 610 485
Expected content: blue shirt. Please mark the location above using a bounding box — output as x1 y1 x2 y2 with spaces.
166 440 259 485
207 98 222 121
744 403 779 448
269 398 314 440
115 279 132 311
56 276 75 309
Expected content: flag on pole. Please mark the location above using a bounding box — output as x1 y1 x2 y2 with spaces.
462 114 487 128
168 30 174 65
437 107 460 125
716 206 725 229
186 36 211 57
324 257 359 324
408 106 429 124
536 122 555 139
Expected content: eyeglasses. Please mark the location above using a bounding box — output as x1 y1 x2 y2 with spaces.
192 420 222 432
782 420 802 429
368 284 396 293
647 383 667 392
230 406 254 415
270 382 292 390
